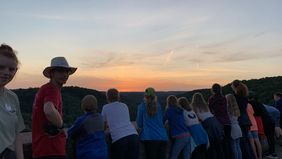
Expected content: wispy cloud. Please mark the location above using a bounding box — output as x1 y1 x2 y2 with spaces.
163 50 175 65
214 50 282 63
253 31 267 38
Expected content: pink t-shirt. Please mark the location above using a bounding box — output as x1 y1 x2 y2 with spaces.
32 82 66 158
246 103 258 131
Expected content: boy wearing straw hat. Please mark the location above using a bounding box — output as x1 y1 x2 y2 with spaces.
32 57 77 159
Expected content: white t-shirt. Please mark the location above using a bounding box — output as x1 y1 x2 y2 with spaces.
183 110 200 127
102 101 137 143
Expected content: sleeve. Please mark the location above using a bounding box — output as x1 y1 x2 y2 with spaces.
15 95 25 133
43 85 59 109
136 103 143 128
183 111 189 126
67 116 85 138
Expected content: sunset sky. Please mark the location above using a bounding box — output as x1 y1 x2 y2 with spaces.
1 0 282 91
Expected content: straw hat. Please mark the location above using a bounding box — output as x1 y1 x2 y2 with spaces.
43 57 77 78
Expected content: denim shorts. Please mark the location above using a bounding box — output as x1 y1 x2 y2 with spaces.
248 131 259 139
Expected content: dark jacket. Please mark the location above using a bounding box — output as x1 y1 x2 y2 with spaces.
208 94 231 125
234 94 251 126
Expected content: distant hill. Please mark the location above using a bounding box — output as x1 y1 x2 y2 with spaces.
178 76 282 105
13 76 282 131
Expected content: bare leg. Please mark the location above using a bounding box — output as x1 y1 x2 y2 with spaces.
254 139 262 159
249 138 258 159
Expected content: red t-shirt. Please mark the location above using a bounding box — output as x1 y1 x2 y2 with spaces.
32 82 66 158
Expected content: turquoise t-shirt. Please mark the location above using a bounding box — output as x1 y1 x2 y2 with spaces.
136 101 168 141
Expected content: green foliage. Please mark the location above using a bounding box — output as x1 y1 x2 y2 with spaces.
13 76 282 131
178 76 282 105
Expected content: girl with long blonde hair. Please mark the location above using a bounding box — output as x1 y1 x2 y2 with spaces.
191 93 224 159
226 94 242 159
178 97 209 159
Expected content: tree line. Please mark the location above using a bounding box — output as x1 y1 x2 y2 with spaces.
14 76 282 131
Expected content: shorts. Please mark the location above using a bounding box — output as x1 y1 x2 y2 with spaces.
248 131 259 139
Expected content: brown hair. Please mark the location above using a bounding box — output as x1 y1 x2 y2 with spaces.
166 95 178 108
191 92 209 113
0 44 19 66
106 88 120 103
274 92 282 98
178 97 192 111
81 95 98 112
225 94 240 117
211 83 222 95
231 80 249 97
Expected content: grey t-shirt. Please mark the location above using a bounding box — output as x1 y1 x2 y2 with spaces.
102 102 137 143
0 88 25 153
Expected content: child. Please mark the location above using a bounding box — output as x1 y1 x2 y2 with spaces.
226 94 242 159
247 103 262 159
208 83 232 159
68 95 108 159
163 95 191 159
178 97 209 159
0 44 25 158
191 92 224 159
102 88 139 159
136 87 168 159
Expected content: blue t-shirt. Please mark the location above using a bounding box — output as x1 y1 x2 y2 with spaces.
136 101 168 141
68 112 108 159
264 104 280 127
163 106 190 137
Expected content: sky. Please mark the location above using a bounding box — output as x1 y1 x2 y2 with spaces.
1 0 282 91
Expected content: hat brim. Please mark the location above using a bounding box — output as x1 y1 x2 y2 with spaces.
43 66 77 78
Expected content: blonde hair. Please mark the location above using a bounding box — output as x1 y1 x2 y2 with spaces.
81 95 98 112
166 95 178 108
178 97 192 111
191 92 209 113
225 94 240 117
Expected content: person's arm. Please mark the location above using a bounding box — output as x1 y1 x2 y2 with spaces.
15 133 24 159
14 94 25 159
101 107 109 131
67 116 85 138
136 103 143 129
43 102 63 128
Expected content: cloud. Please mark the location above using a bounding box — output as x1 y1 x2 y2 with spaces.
252 31 267 38
79 51 136 69
214 50 282 63
163 50 175 65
